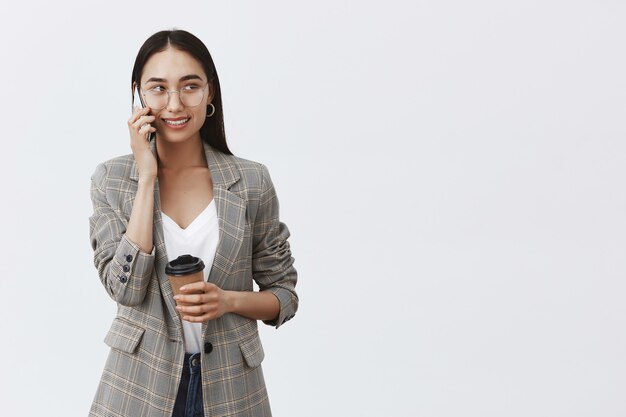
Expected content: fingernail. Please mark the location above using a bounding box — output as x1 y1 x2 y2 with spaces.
174 295 180 300
180 287 186 291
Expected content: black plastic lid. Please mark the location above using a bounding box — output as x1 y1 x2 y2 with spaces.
165 255 205 276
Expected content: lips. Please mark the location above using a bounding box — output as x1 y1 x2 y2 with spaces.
161 117 191 129
162 117 190 126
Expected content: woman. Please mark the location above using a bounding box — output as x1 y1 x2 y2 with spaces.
88 29 298 417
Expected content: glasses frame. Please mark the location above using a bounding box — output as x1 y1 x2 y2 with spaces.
140 82 209 110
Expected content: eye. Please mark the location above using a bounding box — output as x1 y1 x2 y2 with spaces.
148 86 166 92
182 84 201 91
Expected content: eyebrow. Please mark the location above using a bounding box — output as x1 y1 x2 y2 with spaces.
144 74 204 84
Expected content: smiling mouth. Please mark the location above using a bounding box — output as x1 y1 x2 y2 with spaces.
162 117 190 126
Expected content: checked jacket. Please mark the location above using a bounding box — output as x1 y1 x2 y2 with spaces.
88 139 298 417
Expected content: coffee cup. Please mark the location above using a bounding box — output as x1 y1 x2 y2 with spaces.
165 255 205 316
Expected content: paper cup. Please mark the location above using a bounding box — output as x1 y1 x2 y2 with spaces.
165 255 205 317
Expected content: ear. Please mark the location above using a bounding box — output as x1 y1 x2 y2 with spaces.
207 80 216 103
131 82 141 108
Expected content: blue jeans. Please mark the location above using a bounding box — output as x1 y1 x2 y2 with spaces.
172 353 204 417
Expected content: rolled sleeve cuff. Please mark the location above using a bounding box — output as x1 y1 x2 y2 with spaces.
262 287 298 329
110 234 155 287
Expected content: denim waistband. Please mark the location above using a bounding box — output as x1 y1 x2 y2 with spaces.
183 352 202 376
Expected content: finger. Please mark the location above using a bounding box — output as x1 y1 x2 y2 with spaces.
132 120 157 137
131 115 156 129
183 312 211 323
176 303 207 315
180 281 212 293
175 293 207 304
134 105 151 115
129 109 153 125
128 106 152 124
135 124 154 137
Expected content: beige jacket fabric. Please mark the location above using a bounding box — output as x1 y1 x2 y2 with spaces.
88 139 298 417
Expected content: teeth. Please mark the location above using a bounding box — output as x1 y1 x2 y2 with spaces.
164 118 189 126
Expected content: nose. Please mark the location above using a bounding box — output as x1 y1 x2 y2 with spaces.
166 91 184 112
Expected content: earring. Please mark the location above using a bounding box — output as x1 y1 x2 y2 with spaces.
206 103 215 118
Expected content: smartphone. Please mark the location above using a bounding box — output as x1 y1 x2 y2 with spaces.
133 87 155 142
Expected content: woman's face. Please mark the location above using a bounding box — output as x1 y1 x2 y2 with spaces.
137 47 213 144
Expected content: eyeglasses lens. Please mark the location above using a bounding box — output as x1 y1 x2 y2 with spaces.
143 87 206 109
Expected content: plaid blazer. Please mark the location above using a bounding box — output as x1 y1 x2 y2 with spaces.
88 139 298 417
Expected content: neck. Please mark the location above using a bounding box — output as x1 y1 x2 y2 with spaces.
155 135 207 170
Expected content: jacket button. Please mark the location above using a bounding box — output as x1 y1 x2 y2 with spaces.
126 255 133 262
204 342 213 354
119 275 128 284
122 265 130 272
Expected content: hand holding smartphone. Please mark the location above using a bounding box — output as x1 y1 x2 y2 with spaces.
128 87 158 179
133 87 155 142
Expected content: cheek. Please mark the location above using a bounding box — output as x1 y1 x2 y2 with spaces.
193 108 207 124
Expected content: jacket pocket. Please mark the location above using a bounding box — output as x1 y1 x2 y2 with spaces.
239 335 265 368
104 317 145 354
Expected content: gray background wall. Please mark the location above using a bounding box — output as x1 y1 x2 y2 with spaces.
1 1 625 415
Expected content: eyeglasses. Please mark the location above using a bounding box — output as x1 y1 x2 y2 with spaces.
140 83 209 110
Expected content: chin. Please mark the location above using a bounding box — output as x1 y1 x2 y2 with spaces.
158 128 201 144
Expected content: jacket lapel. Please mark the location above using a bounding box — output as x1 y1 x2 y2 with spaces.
201 141 246 289
201 142 247 338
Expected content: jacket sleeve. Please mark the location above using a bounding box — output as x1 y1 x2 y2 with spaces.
252 164 299 329
89 162 156 306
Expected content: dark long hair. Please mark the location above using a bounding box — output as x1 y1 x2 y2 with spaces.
131 29 232 155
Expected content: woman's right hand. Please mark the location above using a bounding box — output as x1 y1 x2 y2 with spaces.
128 106 158 180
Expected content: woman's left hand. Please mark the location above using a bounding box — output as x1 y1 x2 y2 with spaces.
174 282 232 323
